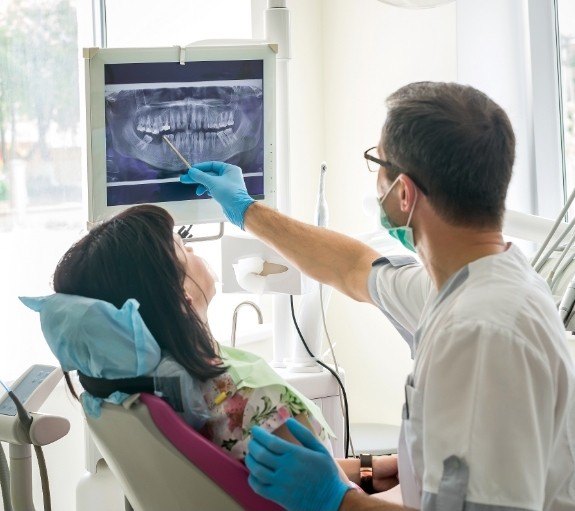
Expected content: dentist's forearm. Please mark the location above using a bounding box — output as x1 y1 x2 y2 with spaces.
340 490 408 511
243 202 380 302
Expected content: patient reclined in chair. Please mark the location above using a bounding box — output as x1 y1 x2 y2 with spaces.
21 292 334 510
19 205 338 509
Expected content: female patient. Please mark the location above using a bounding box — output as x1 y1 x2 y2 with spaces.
23 203 402 494
42 203 333 461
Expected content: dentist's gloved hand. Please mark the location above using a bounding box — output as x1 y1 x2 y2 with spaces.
246 418 352 511
180 161 255 229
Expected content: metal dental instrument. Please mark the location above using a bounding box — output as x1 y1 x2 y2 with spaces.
162 135 191 168
162 135 225 244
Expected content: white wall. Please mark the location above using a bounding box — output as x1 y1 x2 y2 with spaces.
287 0 457 426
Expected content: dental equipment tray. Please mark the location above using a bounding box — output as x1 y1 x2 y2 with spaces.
0 365 61 416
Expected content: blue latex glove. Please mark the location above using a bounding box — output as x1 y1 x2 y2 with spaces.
245 418 352 511
180 161 255 229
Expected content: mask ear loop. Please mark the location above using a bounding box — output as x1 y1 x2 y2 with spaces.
405 189 418 228
380 175 401 206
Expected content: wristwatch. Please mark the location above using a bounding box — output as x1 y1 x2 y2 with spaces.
359 454 374 494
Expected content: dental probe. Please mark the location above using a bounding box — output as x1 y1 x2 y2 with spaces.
162 135 191 168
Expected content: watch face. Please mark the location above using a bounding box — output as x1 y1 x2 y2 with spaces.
359 453 373 468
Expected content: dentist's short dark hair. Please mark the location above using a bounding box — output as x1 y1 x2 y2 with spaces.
381 81 515 228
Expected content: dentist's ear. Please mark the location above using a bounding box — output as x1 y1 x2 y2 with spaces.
184 292 194 308
399 174 418 212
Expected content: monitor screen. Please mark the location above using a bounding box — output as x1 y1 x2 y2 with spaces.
84 45 276 226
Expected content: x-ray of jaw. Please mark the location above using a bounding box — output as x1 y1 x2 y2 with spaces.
105 83 263 182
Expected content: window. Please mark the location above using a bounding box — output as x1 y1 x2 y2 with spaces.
0 0 258 381
558 0 575 199
0 0 87 380
104 0 252 47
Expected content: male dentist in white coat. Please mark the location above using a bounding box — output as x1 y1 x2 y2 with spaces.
180 81 575 511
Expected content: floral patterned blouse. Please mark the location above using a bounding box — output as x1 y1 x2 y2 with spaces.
199 372 328 460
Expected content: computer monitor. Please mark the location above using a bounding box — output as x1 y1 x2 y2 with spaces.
83 44 276 226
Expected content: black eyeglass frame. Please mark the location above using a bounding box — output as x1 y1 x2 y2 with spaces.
364 146 429 196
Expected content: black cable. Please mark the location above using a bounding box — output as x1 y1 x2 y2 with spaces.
8 390 52 511
34 445 51 511
9 391 33 437
289 295 351 458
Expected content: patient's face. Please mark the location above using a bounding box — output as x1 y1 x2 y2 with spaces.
174 235 216 311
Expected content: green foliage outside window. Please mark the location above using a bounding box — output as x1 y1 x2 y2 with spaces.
0 177 7 201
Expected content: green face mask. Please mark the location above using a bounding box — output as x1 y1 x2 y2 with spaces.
379 176 418 252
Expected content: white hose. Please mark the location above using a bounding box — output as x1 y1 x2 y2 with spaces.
550 252 575 291
531 186 575 268
534 215 575 273
547 227 575 290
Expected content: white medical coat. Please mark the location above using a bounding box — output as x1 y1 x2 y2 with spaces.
367 244 575 511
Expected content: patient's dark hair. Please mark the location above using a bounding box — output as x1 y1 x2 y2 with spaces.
54 204 225 399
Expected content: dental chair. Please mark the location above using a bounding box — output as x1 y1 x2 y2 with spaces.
85 392 284 511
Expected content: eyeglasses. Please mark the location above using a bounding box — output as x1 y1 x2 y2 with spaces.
363 146 429 196
364 146 392 173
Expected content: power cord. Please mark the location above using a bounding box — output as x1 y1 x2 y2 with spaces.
319 284 355 457
289 295 351 458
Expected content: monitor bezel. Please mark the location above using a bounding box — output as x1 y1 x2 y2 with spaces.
84 44 276 227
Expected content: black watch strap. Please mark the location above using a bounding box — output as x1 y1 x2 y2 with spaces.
359 453 374 494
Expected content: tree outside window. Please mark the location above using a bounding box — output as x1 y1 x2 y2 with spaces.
0 0 82 228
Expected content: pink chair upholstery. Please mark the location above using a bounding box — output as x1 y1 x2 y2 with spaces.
139 393 284 511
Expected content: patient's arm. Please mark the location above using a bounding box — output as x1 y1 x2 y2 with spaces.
272 413 351 483
272 419 400 490
336 455 400 491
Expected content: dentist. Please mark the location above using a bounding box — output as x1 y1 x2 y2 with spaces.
180 82 575 511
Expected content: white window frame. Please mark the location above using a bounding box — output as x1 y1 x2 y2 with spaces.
456 0 566 244
528 0 565 221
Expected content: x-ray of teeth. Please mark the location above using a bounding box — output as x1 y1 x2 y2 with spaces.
105 83 263 176
102 59 266 207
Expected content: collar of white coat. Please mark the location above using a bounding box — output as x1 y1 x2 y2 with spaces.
434 242 515 309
